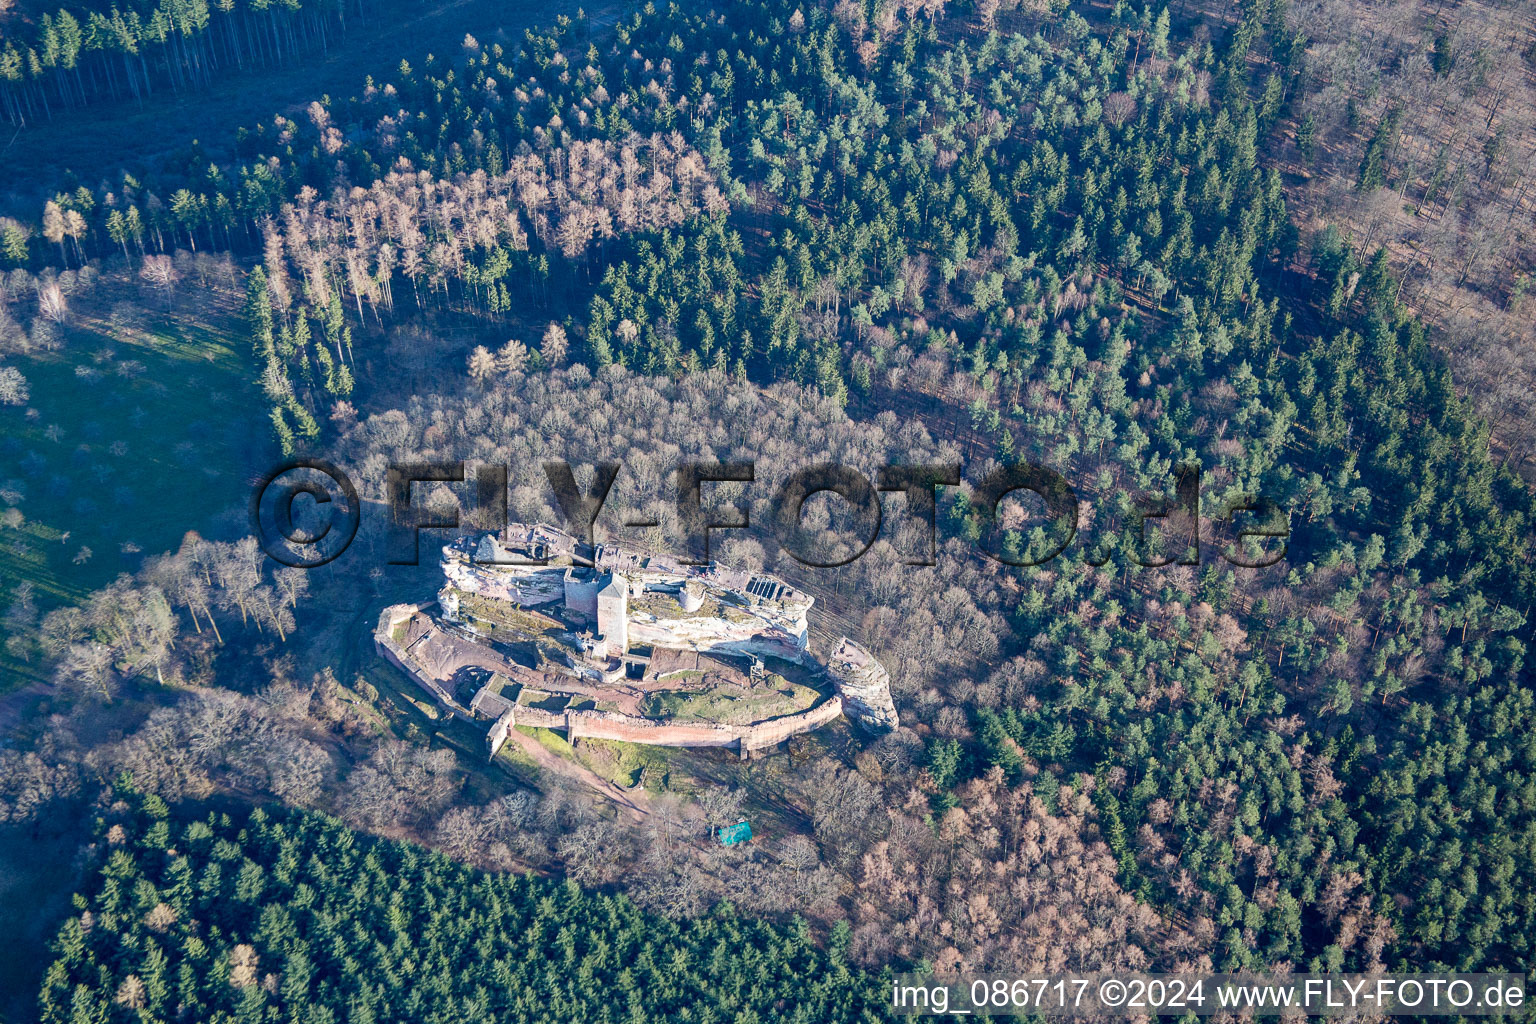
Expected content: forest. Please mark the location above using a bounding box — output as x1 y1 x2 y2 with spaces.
40 783 888 1023
2 0 1536 1015
2 0 363 122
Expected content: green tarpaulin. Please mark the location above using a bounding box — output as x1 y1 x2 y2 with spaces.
716 820 752 846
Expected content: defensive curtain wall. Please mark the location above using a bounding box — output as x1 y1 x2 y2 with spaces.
493 695 847 758
377 604 850 758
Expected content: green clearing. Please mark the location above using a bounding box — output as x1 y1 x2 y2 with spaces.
576 736 645 788
570 735 678 791
524 722 578 758
0 314 274 688
0 321 264 593
640 678 821 725
493 738 541 776
514 723 675 792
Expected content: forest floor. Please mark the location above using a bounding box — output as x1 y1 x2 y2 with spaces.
0 0 627 212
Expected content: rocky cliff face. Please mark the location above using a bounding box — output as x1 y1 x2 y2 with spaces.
826 637 899 731
441 555 566 610
627 607 808 661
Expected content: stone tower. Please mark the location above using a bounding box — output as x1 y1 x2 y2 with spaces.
596 572 629 655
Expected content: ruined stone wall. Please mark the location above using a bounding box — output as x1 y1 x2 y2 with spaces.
738 697 846 750
373 604 473 720
504 696 845 751
384 602 895 757
510 706 567 730
487 708 517 757
568 711 743 748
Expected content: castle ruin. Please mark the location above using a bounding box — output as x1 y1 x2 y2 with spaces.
375 523 898 760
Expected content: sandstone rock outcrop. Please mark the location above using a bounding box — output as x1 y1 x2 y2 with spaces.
826 637 899 731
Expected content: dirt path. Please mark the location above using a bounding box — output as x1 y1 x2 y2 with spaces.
501 726 652 821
